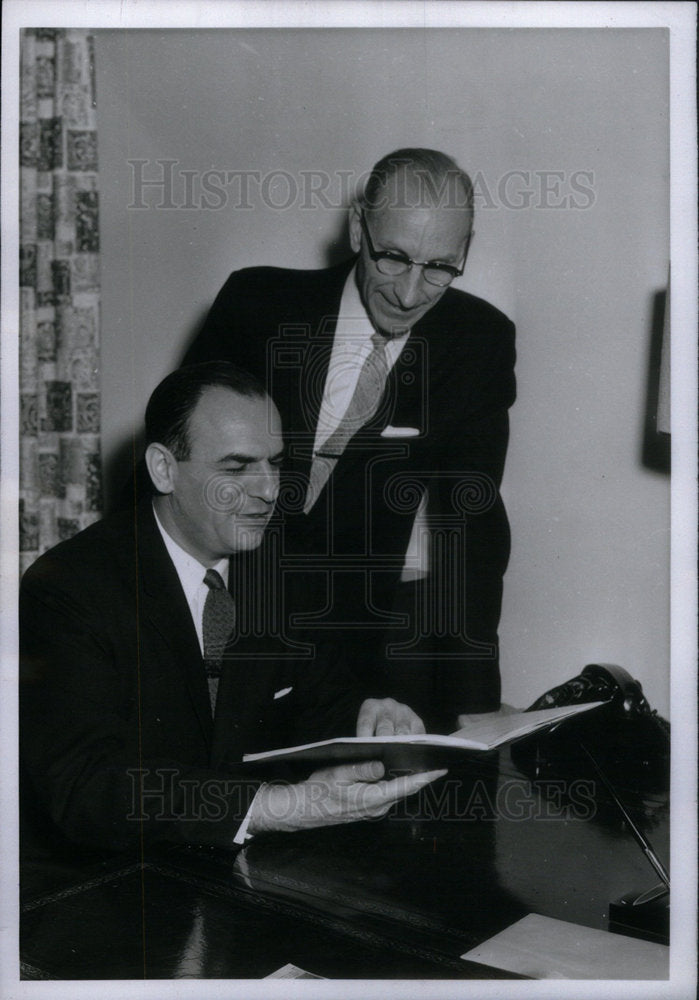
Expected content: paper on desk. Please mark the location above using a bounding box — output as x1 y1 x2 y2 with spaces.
461 913 669 979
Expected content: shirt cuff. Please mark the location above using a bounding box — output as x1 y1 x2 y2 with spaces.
233 784 265 845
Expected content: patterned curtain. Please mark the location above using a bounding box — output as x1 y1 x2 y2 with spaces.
19 29 102 574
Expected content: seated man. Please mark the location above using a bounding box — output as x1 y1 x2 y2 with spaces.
20 361 444 856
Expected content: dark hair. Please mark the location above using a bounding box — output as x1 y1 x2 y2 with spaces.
145 361 267 460
360 147 474 216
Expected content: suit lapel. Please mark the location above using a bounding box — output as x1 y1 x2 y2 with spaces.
210 650 278 767
282 260 354 479
134 501 214 748
209 564 283 767
211 549 289 766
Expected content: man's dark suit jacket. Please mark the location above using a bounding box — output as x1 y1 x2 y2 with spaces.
20 500 360 855
184 259 516 728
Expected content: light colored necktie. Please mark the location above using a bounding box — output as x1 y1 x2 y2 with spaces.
305 332 389 513
202 568 236 715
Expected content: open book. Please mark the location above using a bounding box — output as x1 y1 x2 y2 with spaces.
243 701 605 772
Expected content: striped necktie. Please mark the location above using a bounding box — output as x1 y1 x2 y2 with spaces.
202 568 236 715
304 331 389 514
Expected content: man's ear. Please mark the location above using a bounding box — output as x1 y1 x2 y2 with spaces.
145 442 178 495
348 201 362 254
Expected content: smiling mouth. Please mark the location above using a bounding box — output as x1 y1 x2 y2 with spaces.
379 295 423 315
380 304 421 329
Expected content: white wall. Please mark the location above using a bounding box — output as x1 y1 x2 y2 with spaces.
95 28 670 715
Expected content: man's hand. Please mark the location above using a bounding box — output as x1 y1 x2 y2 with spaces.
356 697 426 737
247 760 447 835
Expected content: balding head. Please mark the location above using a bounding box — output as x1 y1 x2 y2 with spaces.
359 147 474 221
349 149 474 336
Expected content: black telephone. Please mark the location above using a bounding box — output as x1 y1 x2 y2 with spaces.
511 664 671 945
510 663 671 796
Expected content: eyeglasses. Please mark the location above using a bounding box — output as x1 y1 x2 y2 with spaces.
359 212 466 288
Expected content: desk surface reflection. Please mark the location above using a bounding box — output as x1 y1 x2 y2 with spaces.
20 752 669 980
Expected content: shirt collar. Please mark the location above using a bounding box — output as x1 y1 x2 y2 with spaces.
152 501 229 602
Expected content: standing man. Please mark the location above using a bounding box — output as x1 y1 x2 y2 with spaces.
20 362 442 856
184 149 516 731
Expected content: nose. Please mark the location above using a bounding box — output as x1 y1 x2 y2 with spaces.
247 464 280 505
394 266 427 310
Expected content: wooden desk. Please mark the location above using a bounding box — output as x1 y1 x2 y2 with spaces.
20 753 669 980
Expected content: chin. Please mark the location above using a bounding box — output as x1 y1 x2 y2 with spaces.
373 302 422 333
229 526 267 551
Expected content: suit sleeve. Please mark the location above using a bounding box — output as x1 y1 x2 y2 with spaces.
435 314 516 715
386 314 516 726
20 572 262 855
183 269 264 374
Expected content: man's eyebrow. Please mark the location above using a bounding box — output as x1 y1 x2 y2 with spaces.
215 449 285 465
378 240 460 264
